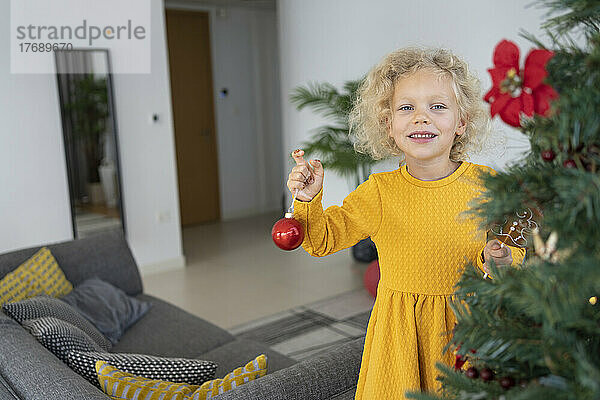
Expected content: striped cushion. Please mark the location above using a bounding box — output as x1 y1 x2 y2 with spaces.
67 350 217 388
0 247 72 306
96 354 268 400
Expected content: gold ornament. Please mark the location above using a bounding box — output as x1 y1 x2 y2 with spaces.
590 296 597 305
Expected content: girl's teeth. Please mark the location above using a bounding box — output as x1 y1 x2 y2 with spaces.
411 134 436 138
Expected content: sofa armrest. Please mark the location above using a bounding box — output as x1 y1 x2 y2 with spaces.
213 337 364 400
0 316 109 400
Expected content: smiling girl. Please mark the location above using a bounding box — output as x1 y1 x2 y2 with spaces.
287 47 526 399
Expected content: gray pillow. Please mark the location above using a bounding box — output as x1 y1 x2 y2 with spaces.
60 278 151 344
21 317 103 364
2 295 111 350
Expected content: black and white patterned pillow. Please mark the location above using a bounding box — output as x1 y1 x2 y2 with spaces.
2 295 111 350
66 350 218 388
21 317 103 363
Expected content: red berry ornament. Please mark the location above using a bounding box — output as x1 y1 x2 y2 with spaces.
563 159 577 169
541 149 555 161
272 213 304 251
500 376 515 389
480 368 494 382
465 367 479 379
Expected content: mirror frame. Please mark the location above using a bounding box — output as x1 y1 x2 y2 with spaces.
54 48 127 239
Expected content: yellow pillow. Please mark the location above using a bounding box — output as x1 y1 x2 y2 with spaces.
26 247 73 297
193 354 268 398
96 360 199 399
0 247 72 306
0 263 43 306
96 354 268 400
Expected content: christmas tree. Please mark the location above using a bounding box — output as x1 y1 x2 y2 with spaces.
408 0 600 399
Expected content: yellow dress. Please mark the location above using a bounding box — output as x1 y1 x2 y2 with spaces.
293 161 526 399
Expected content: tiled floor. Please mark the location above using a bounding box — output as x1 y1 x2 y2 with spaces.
142 211 372 330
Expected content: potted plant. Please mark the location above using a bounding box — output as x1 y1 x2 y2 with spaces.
290 80 379 262
66 75 109 205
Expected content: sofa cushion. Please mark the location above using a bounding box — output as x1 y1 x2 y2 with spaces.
0 317 108 400
66 350 217 388
2 295 111 350
96 355 267 400
197 338 296 378
61 278 151 344
21 317 103 363
111 294 236 358
96 360 199 399
190 354 267 399
0 247 73 306
0 262 42 305
25 247 73 298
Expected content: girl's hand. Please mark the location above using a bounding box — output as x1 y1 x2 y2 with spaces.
482 239 512 275
287 149 324 202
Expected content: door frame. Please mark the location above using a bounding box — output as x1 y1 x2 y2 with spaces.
165 5 222 225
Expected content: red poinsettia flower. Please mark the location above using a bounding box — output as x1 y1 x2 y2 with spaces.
484 40 559 127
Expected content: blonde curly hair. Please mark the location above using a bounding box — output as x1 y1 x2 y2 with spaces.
349 47 492 163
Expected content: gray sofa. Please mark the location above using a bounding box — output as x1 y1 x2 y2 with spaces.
0 232 364 399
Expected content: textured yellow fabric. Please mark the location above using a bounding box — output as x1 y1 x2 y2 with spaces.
294 162 526 399
0 263 42 306
191 354 267 399
0 247 73 306
96 355 267 400
96 360 199 399
26 247 73 297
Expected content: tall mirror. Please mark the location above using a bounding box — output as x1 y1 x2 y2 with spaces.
55 49 126 239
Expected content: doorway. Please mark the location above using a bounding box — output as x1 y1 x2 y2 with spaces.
166 9 220 226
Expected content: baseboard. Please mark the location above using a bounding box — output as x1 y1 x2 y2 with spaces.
139 255 186 276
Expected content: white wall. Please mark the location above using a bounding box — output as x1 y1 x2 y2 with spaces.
0 0 185 275
166 1 284 220
278 0 550 208
0 5 73 250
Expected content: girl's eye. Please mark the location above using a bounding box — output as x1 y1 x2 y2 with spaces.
432 104 447 110
398 105 413 111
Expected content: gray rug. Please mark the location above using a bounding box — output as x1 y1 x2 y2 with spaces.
228 288 374 361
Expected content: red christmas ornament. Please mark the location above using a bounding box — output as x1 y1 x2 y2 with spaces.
484 40 558 127
541 149 556 161
272 212 304 250
563 159 577 169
